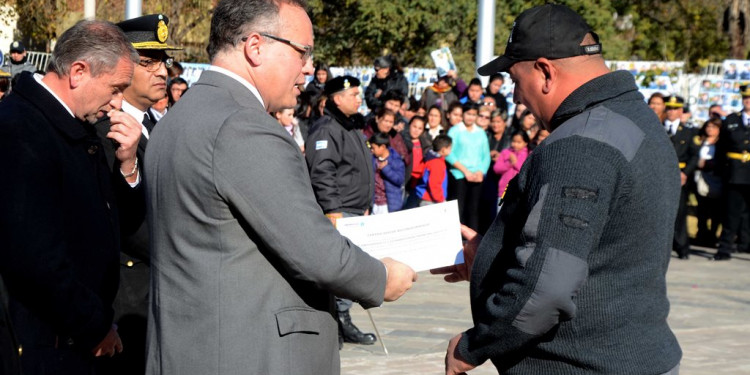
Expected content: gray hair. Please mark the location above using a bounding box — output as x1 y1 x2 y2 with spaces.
207 0 307 61
47 20 138 77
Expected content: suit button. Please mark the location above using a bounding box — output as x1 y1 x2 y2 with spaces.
17 345 22 356
126 260 134 268
67 338 74 346
88 145 99 154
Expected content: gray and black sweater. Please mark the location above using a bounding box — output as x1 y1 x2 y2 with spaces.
458 70 683 374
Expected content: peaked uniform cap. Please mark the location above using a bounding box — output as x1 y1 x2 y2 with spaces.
116 14 183 51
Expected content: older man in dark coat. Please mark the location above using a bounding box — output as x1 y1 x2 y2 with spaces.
0 20 143 374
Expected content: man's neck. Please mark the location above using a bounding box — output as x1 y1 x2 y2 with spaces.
123 94 150 112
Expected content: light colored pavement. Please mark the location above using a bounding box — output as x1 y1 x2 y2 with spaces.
340 248 750 374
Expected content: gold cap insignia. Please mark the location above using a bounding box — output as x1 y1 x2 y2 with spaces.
157 20 168 43
343 79 350 90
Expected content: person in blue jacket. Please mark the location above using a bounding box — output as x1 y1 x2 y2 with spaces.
368 132 405 214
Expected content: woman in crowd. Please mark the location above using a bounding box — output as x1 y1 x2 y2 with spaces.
401 116 432 209
363 107 408 162
479 109 512 233
305 63 331 100
694 117 723 247
476 105 492 131
518 109 538 140
484 73 508 114
445 102 490 231
365 55 408 111
493 130 530 204
529 128 550 151
426 105 445 140
274 108 305 152
648 92 667 123
508 103 526 131
168 77 188 107
445 101 463 132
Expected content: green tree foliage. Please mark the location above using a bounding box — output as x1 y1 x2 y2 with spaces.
1 0 741 73
309 0 478 81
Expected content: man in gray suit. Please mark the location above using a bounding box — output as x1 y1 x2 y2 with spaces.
144 1 417 374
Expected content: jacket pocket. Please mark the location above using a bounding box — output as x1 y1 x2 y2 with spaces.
274 307 325 336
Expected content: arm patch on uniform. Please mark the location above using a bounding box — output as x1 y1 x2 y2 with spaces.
315 140 328 150
560 215 589 229
562 187 598 201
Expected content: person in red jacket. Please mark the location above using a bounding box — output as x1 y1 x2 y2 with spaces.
415 135 453 205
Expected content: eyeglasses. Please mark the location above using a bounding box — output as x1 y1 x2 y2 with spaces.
243 32 313 62
138 57 173 72
478 115 491 119
482 102 496 106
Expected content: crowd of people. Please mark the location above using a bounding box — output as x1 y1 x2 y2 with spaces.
647 91 750 260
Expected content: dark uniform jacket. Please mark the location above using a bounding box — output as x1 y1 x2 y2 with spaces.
0 277 21 375
0 72 145 370
364 71 408 110
459 71 682 374
94 112 150 321
667 121 700 177
305 102 373 214
717 112 750 185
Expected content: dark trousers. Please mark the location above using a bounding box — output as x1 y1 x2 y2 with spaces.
695 194 722 246
454 178 483 232
673 185 690 257
717 184 750 255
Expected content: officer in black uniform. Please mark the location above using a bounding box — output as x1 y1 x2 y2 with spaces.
94 14 182 374
714 85 750 260
305 76 378 348
664 96 699 259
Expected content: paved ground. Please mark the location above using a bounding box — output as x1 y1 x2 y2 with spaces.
340 247 750 374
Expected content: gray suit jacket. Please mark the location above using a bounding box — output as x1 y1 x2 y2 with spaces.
144 70 387 375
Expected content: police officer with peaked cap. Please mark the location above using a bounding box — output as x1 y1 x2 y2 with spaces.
714 85 750 260
304 76 379 348
664 95 699 259
94 13 182 375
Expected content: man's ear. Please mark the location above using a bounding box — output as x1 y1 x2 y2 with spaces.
244 33 263 66
535 58 556 95
68 61 89 89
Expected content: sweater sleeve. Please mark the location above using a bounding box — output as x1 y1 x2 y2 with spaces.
493 149 513 174
457 137 625 366
427 159 446 202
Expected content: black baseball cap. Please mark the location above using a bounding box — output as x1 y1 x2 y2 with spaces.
9 41 25 53
324 75 360 96
477 4 602 75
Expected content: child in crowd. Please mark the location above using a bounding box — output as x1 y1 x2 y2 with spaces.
493 130 530 203
274 108 304 152
415 135 453 206
368 132 405 214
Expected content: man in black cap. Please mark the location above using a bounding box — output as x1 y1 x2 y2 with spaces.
364 55 408 111
7 41 36 78
664 95 699 260
714 85 750 260
433 4 682 374
305 75 378 347
94 14 181 375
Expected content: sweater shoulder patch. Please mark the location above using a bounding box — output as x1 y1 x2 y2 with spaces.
546 106 645 162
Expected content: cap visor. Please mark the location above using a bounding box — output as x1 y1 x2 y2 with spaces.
477 55 516 76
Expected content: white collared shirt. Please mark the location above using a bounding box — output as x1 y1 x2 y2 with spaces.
34 73 74 117
665 119 680 135
121 100 150 139
207 65 265 108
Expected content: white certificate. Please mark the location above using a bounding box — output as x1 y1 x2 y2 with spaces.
336 200 464 272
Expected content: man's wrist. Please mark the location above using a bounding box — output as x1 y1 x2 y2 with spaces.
120 157 138 178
